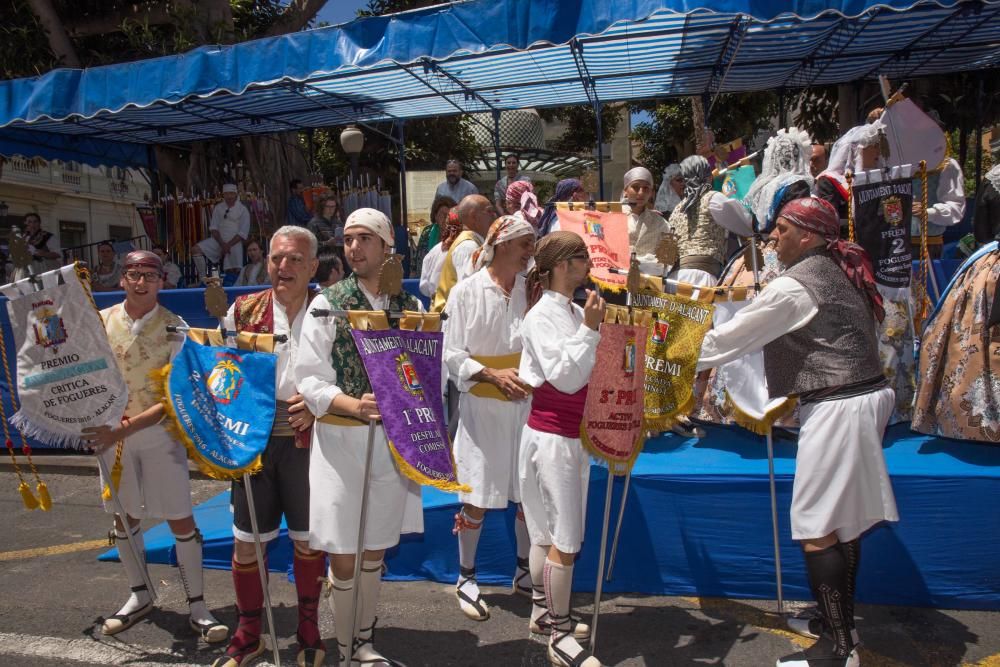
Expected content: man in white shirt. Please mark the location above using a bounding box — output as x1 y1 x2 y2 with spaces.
295 209 422 667
435 159 479 203
518 232 605 667
430 194 494 312
444 216 535 622
697 197 896 667
193 183 251 283
215 226 323 667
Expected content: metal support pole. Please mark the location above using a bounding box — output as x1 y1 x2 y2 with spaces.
242 473 281 667
604 469 631 582
96 455 157 602
778 88 787 130
974 72 984 197
347 421 379 661
765 430 784 615
492 110 502 185
589 471 615 652
595 101 605 201
397 121 408 229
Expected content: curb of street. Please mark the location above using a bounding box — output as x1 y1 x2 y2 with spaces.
1 454 216 480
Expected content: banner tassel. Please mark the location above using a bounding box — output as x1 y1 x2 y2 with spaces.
36 482 52 511
19 481 39 510
101 441 124 502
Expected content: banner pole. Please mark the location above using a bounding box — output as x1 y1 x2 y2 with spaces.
765 429 784 615
347 420 378 662
747 235 783 615
589 471 615 652
604 469 631 582
96 455 157 602
241 473 281 667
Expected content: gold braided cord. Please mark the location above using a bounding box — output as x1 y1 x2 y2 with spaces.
846 170 856 243
914 160 931 333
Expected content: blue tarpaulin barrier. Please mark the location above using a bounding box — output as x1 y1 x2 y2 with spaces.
101 422 1000 611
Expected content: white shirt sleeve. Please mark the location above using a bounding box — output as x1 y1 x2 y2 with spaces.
237 204 252 239
697 276 818 371
928 159 966 227
708 192 754 237
222 303 236 338
442 284 484 391
209 203 224 232
419 245 442 297
293 293 344 415
522 310 600 394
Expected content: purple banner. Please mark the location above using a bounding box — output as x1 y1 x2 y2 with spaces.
351 328 467 492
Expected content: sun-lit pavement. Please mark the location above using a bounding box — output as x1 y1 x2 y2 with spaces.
2 463 998 666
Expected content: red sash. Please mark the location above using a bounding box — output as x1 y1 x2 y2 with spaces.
527 382 588 438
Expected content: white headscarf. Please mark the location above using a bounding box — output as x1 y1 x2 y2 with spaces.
344 208 394 247
472 215 535 269
822 119 886 186
743 127 814 229
623 167 654 192
654 163 682 214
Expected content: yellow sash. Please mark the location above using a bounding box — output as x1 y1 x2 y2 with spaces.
431 230 480 313
468 352 523 401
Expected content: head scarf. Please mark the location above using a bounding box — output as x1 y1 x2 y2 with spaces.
123 249 163 273
654 163 682 214
441 210 463 251
506 181 541 228
525 231 588 309
345 207 394 248
623 167 654 192
472 216 535 269
778 196 884 322
679 155 713 214
744 127 814 232
537 178 583 237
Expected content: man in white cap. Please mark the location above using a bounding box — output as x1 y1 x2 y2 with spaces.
192 184 251 284
81 250 228 646
443 216 536 622
295 208 422 667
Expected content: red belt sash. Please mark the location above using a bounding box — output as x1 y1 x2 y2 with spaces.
527 381 588 438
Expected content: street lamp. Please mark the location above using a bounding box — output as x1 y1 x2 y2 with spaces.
340 125 364 182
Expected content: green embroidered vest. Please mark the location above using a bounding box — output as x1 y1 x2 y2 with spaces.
321 275 419 399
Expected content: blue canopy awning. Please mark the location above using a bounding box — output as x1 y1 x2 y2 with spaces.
0 0 997 164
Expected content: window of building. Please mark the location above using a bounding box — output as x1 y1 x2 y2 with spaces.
59 221 87 263
108 224 133 241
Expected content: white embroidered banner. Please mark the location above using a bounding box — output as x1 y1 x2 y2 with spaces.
2 265 128 448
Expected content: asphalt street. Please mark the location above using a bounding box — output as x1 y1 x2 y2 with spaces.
1 461 998 666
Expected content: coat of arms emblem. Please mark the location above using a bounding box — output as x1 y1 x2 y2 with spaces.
32 306 67 354
881 195 904 226
396 353 423 397
651 318 670 344
207 359 244 405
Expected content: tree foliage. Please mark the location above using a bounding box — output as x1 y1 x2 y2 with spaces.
630 92 778 181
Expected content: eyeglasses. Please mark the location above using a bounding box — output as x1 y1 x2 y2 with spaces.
124 270 162 283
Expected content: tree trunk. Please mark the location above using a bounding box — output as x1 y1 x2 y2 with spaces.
692 96 708 154
27 0 80 68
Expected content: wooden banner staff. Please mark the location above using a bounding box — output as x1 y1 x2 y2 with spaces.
202 281 281 667
591 258 646 653
310 308 449 321
606 267 759 301
165 325 288 344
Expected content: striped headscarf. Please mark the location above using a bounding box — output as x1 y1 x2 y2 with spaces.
506 180 541 228
525 231 588 308
472 215 536 269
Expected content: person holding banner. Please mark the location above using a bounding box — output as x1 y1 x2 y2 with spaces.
443 215 536 621
518 231 606 667
620 167 671 270
295 208 422 667
215 225 324 667
81 250 229 645
696 197 897 667
668 155 754 286
431 194 495 312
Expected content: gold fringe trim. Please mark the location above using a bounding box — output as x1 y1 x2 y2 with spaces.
387 437 471 494
643 392 695 432
724 392 798 435
581 421 646 477
152 364 263 481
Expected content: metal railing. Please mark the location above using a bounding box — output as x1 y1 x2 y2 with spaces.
62 235 150 272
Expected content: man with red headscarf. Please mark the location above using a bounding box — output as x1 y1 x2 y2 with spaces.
695 197 898 667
